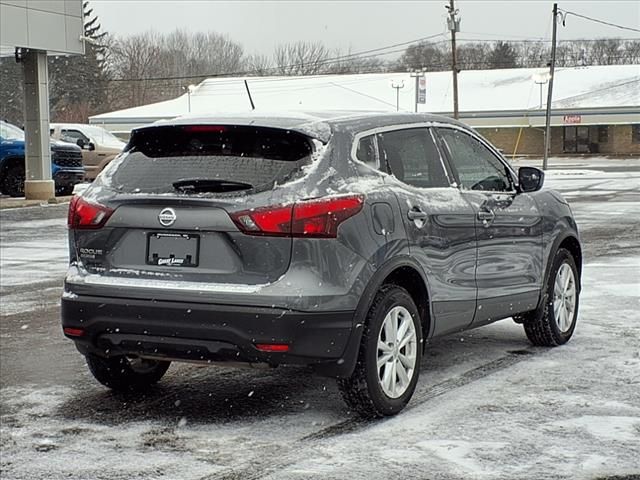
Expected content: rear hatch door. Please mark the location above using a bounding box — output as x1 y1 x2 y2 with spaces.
71 124 321 289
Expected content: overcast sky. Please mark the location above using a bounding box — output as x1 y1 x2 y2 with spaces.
92 0 640 57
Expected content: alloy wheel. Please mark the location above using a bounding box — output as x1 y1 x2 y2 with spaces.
377 306 418 398
553 263 576 333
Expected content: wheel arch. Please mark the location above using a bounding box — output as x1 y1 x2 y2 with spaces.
546 234 582 294
558 235 582 286
315 256 432 378
380 265 431 344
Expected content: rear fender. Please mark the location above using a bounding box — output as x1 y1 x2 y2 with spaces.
314 255 432 378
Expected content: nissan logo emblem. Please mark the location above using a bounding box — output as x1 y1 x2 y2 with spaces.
158 208 177 227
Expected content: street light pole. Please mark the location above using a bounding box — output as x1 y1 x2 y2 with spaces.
533 72 550 109
186 84 196 113
543 3 559 171
391 80 405 111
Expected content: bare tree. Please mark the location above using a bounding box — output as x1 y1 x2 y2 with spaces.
590 38 623 65
245 53 273 76
516 41 549 68
274 41 330 75
107 30 246 109
397 41 447 71
324 48 387 74
456 43 491 70
623 40 640 64
109 32 164 108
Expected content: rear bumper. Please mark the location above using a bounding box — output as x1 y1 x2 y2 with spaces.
61 294 356 373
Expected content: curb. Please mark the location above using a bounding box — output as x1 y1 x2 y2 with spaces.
0 196 72 210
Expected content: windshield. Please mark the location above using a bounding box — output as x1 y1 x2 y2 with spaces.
82 126 125 146
103 125 314 194
0 122 25 141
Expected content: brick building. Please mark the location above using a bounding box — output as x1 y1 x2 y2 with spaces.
91 64 639 156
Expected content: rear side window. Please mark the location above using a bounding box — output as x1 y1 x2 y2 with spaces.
355 135 378 169
105 125 314 194
376 128 449 188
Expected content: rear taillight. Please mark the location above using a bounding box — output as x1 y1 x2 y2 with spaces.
68 196 114 229
230 195 364 238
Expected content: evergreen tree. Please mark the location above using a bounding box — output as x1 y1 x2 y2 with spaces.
487 41 519 69
0 57 24 125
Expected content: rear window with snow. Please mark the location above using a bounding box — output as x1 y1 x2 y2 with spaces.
105 125 314 194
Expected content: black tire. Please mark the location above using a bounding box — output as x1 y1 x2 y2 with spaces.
521 248 580 346
85 354 171 392
2 164 25 197
338 285 422 418
56 186 74 196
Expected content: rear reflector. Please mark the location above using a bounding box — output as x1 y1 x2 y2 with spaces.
255 343 290 352
68 196 114 229
230 194 364 238
63 327 85 337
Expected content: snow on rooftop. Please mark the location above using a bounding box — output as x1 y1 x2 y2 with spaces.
90 65 639 123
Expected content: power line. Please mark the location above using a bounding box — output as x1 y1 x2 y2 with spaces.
107 33 446 84
457 37 640 43
559 8 640 34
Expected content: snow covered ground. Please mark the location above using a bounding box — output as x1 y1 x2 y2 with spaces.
1 158 639 480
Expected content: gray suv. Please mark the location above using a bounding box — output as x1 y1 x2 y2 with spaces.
61 112 581 417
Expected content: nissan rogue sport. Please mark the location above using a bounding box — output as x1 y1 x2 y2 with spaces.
61 112 581 418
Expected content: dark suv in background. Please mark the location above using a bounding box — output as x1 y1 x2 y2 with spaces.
0 120 84 197
62 112 581 417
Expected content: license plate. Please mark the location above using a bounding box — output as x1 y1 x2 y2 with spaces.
146 232 199 267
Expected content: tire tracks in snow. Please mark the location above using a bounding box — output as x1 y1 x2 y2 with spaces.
203 347 539 480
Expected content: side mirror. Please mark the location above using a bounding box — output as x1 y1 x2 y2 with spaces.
76 138 85 148
87 142 96 151
518 166 544 193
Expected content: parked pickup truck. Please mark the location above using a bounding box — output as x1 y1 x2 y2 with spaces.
0 120 85 197
50 123 125 181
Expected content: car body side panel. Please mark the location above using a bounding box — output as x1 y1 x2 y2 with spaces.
388 182 478 336
536 189 581 292
459 190 543 325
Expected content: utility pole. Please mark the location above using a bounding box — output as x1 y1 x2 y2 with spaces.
543 3 559 171
446 0 460 119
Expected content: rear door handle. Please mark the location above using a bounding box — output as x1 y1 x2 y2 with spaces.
408 208 428 221
477 209 495 226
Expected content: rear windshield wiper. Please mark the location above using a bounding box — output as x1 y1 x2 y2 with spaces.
173 178 254 193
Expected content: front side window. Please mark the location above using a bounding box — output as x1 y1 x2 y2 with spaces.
377 128 449 188
438 128 513 192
